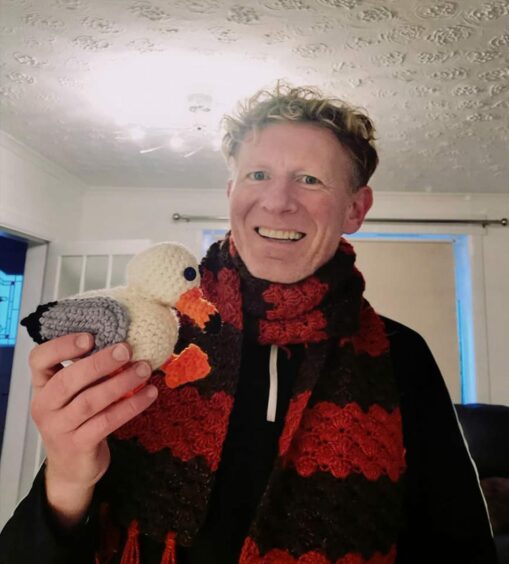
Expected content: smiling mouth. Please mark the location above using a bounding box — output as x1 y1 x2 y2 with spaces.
255 227 305 241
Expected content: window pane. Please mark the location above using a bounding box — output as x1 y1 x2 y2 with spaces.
0 271 23 346
84 255 108 292
202 229 227 258
110 255 133 287
352 239 460 402
58 256 82 298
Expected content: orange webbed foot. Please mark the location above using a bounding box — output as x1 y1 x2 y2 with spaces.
162 343 211 388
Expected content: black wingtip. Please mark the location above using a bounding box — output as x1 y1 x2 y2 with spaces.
20 302 58 344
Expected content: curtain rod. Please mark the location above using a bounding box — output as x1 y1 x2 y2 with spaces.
172 213 508 228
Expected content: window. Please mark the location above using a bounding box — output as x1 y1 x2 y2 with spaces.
0 271 24 346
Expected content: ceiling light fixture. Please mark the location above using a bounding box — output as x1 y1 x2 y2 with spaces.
168 135 184 151
128 126 146 141
84 50 294 153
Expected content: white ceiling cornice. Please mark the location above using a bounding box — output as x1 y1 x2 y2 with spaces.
0 128 88 189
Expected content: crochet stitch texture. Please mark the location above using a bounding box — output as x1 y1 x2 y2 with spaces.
21 243 216 376
99 235 406 564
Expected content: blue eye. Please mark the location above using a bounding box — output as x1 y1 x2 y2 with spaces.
183 267 197 281
248 171 267 181
301 175 320 185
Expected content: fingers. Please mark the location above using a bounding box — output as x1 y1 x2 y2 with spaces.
43 342 134 411
59 361 153 432
30 333 95 390
72 384 158 449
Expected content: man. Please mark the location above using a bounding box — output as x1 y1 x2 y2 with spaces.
0 84 497 563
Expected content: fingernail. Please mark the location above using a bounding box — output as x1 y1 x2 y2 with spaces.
76 334 91 349
146 386 158 399
112 344 130 362
135 362 151 378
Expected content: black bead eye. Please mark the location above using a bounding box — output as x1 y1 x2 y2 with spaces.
183 266 197 281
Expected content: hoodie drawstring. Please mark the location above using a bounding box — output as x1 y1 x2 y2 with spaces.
267 345 278 422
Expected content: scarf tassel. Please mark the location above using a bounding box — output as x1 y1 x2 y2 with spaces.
120 520 140 564
118 522 176 564
160 531 177 564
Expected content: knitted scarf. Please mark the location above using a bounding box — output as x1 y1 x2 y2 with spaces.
99 234 406 564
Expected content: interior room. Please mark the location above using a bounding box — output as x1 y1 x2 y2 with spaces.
0 0 508 560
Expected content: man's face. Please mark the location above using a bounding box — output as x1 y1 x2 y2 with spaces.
227 121 373 283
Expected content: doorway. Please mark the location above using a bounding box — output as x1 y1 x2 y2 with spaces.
0 233 28 454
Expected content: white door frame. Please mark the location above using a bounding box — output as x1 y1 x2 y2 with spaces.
0 241 47 530
0 238 151 530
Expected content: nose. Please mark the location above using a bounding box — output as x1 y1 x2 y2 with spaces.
260 176 298 214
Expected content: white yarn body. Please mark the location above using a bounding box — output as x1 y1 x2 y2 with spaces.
114 288 178 370
69 243 200 369
77 286 178 370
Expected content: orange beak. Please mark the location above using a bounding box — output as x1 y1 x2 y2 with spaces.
175 287 218 330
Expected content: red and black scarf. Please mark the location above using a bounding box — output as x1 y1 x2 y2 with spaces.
99 234 406 563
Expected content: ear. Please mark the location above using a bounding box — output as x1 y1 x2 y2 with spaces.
343 186 373 234
226 179 233 198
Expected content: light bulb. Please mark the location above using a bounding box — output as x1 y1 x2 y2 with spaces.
168 135 184 150
129 126 146 141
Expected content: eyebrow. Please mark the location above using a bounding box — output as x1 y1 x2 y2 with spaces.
238 161 271 169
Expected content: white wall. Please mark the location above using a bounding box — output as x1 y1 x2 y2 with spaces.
79 187 509 406
0 130 85 242
482 227 509 404
79 187 231 258
0 130 86 528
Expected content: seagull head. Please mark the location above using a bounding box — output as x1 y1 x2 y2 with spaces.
126 242 201 306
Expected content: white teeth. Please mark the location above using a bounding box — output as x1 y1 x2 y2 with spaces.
257 227 304 241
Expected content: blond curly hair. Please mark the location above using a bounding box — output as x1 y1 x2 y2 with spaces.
221 82 379 190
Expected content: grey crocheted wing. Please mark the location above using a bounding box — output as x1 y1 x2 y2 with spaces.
21 296 130 352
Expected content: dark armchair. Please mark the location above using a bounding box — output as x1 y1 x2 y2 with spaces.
455 403 509 564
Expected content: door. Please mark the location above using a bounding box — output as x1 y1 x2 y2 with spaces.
0 238 151 529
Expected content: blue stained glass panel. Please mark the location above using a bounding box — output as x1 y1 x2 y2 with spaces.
0 270 24 346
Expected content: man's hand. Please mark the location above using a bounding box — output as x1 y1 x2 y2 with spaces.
29 333 158 528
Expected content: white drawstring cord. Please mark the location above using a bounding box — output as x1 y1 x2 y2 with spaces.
267 345 278 422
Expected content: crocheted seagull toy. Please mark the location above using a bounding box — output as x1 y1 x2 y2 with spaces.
21 242 220 389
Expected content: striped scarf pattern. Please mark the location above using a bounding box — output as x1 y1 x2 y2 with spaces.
99 235 406 563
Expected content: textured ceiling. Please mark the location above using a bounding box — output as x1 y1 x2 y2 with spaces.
0 0 508 193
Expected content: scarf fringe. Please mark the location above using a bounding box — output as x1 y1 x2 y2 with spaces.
160 531 177 564
120 520 140 564
117 522 176 564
